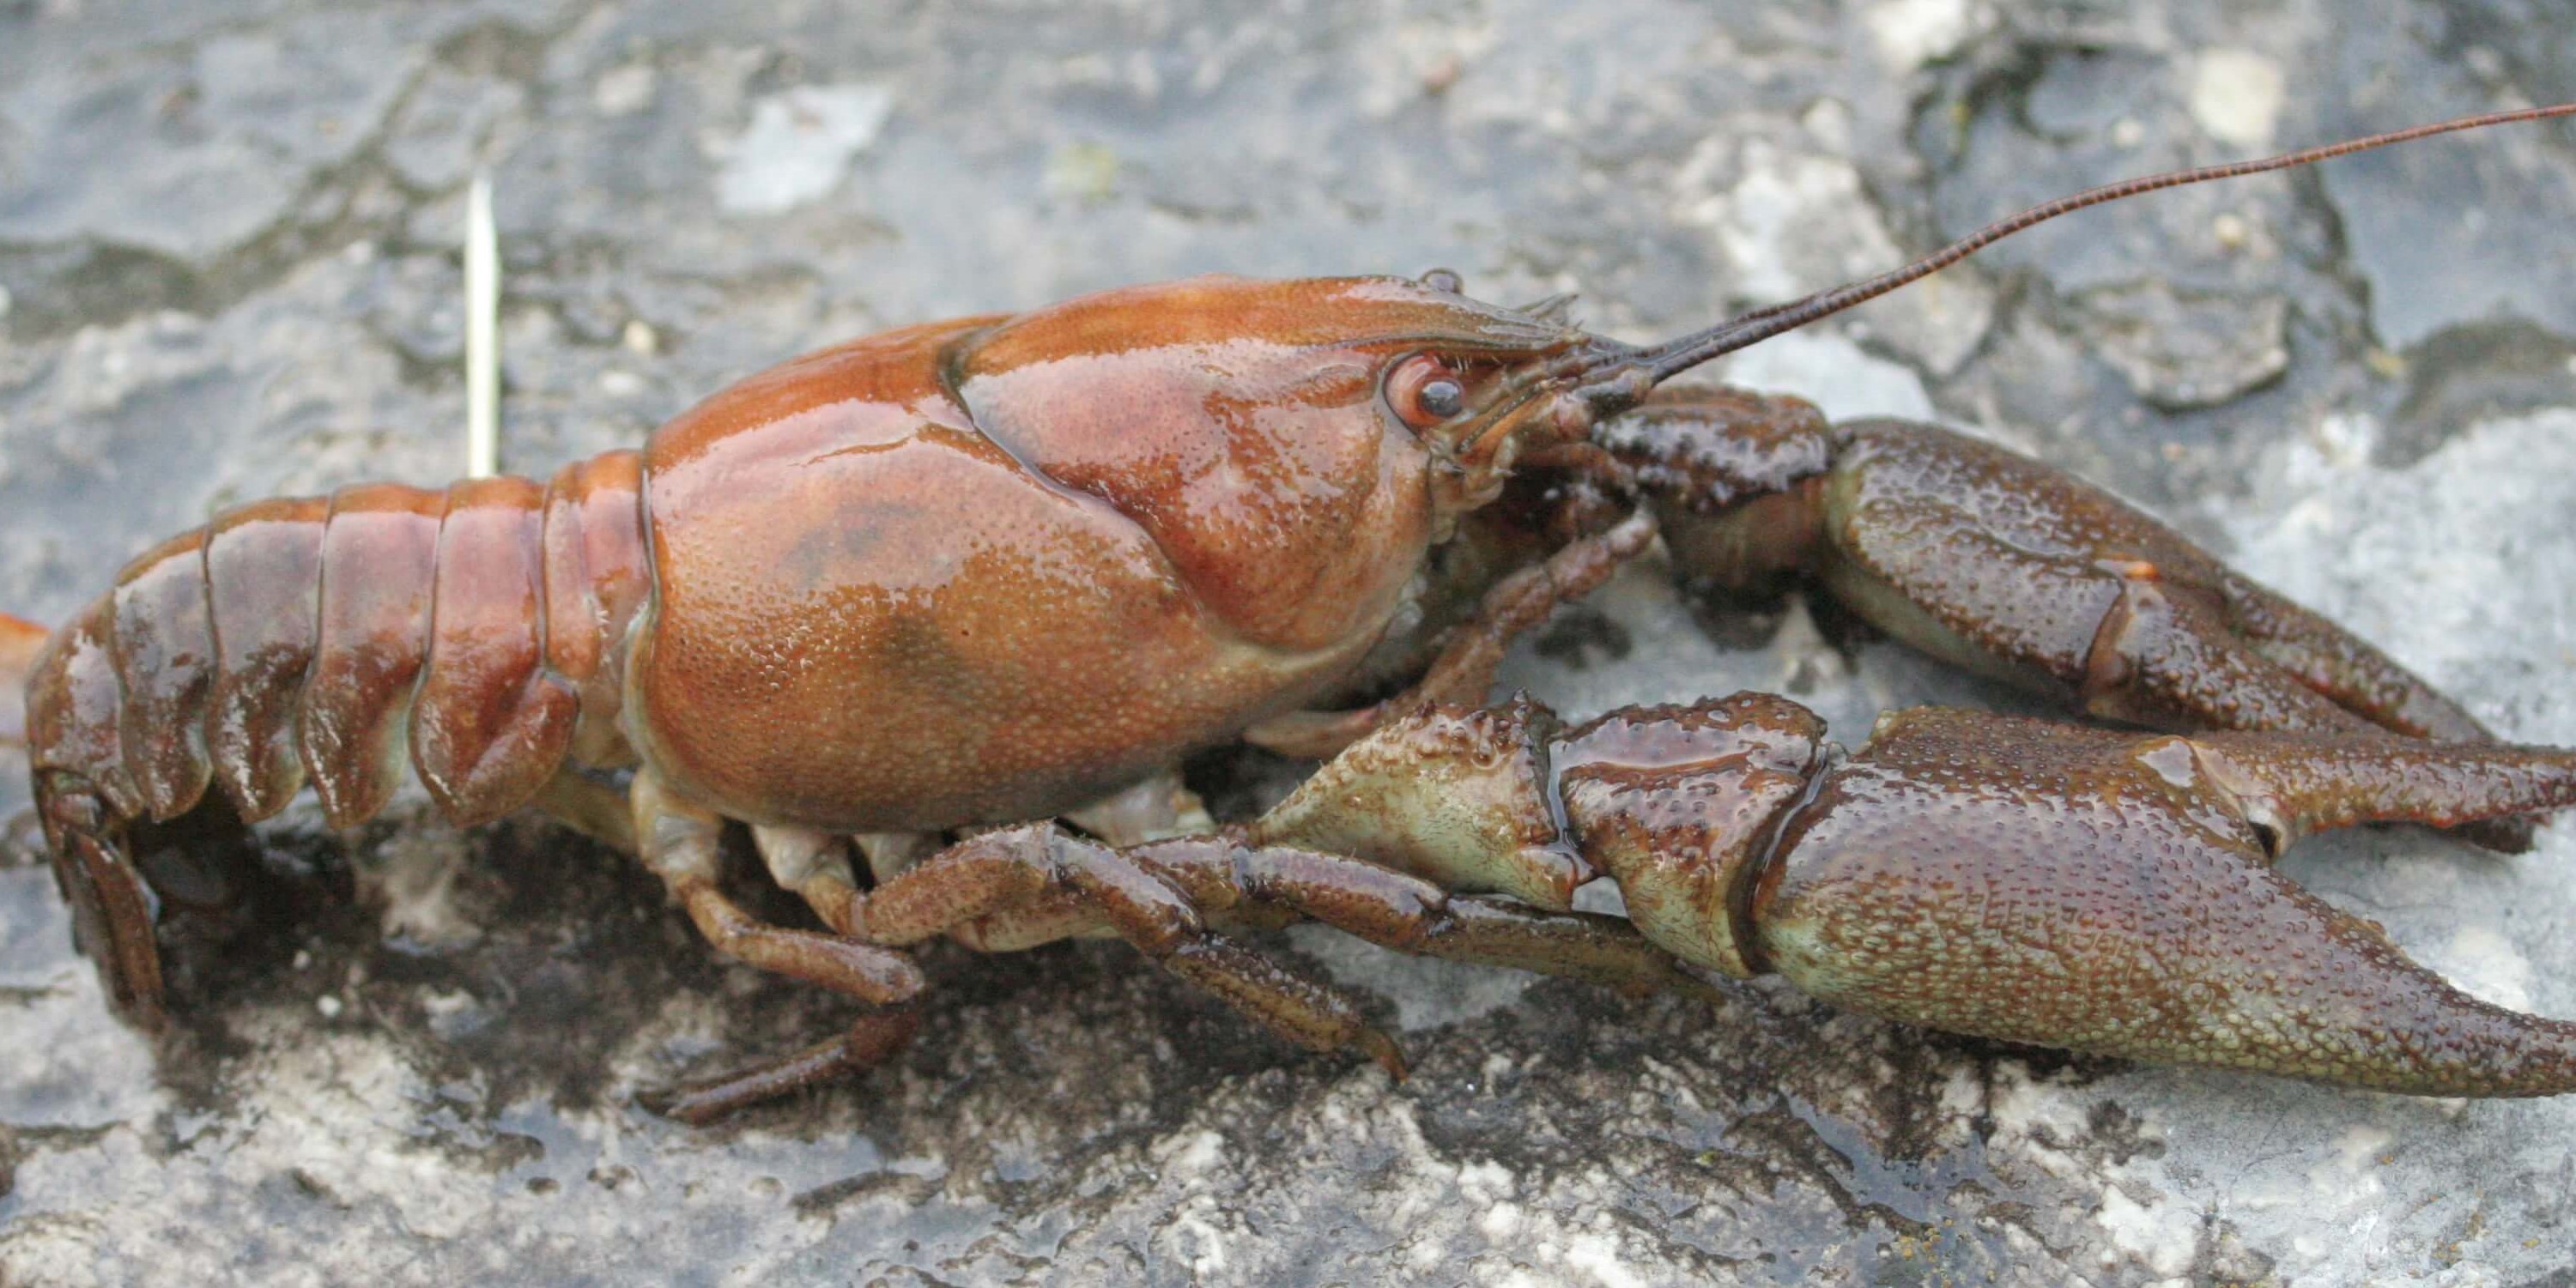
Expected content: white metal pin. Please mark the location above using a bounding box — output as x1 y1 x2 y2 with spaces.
464 171 500 479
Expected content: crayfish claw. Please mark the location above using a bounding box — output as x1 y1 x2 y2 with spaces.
1749 710 2576 1096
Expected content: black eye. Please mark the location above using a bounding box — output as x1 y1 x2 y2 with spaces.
1386 354 1472 430
1418 378 1465 419
1421 268 1464 293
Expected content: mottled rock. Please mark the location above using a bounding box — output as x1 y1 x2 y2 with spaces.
3 1 2573 1285
2082 279 2289 410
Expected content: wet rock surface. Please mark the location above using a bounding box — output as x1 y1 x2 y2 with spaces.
3 0 2574 1283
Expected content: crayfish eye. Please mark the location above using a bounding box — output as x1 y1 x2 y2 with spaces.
1420 267 1464 293
1385 354 1470 430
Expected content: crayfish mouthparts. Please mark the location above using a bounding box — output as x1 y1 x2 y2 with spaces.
1549 361 1661 441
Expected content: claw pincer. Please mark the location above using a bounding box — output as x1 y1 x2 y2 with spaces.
1343 697 2576 1098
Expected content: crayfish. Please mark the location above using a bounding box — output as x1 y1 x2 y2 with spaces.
5 104 2575 1122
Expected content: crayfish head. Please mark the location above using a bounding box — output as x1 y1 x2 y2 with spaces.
950 272 1606 654
1373 270 1808 524
1344 270 1670 526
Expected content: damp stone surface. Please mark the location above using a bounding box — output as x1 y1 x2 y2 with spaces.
3 1 2574 1284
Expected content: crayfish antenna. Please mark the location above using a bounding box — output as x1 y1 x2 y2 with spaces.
1618 101 2576 385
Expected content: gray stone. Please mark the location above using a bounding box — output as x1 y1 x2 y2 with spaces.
2082 280 2290 412
3 0 2573 1284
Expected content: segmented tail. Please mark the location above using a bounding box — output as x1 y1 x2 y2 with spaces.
21 450 652 833
14 454 652 1027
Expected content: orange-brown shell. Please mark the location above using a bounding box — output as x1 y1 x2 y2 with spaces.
20 275 1570 843
627 275 1561 831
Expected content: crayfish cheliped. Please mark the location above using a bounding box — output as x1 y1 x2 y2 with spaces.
6 105 2576 1122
